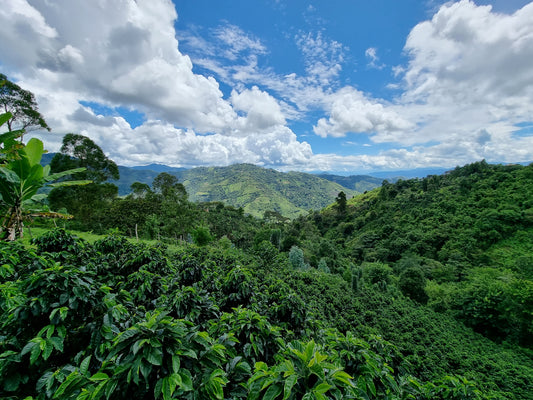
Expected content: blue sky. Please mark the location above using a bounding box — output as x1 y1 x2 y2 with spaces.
1 0 532 173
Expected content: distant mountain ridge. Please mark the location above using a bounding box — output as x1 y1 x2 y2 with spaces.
114 163 369 219
41 154 382 218
317 174 383 193
130 163 187 173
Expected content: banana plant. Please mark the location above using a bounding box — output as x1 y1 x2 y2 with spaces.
0 115 91 240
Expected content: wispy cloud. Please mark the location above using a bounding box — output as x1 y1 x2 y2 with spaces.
365 47 385 70
213 24 267 60
179 25 344 116
295 31 346 86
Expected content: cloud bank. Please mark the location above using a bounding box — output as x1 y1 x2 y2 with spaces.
0 0 532 172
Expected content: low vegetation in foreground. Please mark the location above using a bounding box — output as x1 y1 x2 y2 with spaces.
1 227 531 399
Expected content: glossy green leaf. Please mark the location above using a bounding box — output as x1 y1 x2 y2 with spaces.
53 372 81 398
91 379 107 399
283 373 297 400
333 370 353 386
105 378 118 399
42 341 53 360
132 339 148 355
0 111 12 126
30 342 41 365
0 166 20 184
44 167 87 182
90 372 109 382
0 129 23 145
145 347 163 366
171 355 180 374
162 377 172 400
263 383 282 400
20 341 36 356
179 369 193 392
23 138 44 167
48 179 92 187
80 355 92 376
140 359 153 379
30 193 48 202
314 382 332 395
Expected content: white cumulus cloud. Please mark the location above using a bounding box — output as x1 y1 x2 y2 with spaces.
1 0 533 173
0 0 236 133
313 87 413 138
230 86 286 132
0 0 313 169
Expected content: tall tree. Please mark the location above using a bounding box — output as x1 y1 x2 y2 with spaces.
130 182 153 199
152 172 186 201
150 172 191 240
48 134 119 231
335 191 347 214
0 73 50 133
50 133 119 183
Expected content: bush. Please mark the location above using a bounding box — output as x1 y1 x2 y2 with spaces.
191 226 213 246
399 267 428 303
362 262 392 289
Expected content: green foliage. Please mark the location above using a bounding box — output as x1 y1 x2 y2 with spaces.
289 245 307 270
0 111 24 164
362 262 392 289
399 267 428 303
191 226 213 246
2 160 533 400
427 267 533 346
1 230 531 399
335 191 347 215
292 161 533 347
248 339 357 400
252 240 279 268
31 228 86 260
47 183 117 232
317 258 330 273
50 134 119 183
48 134 120 233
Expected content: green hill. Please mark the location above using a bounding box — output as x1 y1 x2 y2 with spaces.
277 161 533 398
177 164 359 219
115 164 360 219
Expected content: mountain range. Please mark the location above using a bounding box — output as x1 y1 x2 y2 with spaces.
112 163 383 218
42 153 440 218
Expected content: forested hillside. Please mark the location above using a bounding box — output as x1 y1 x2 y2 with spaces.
113 163 360 219
286 161 533 345
2 160 532 399
176 164 357 219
